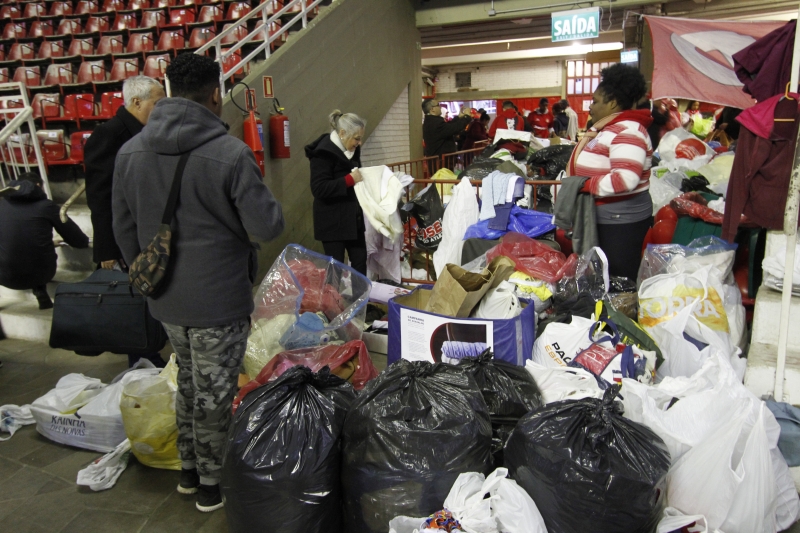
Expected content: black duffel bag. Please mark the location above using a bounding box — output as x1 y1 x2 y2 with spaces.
49 269 167 356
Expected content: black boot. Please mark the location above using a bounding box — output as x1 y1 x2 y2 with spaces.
32 286 52 310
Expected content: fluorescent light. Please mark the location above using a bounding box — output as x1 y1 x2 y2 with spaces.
422 41 623 66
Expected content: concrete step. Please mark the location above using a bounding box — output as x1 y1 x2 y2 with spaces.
56 242 94 272
744 341 800 404
0 297 52 343
751 285 800 350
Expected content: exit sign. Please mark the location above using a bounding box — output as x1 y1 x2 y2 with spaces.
552 7 600 42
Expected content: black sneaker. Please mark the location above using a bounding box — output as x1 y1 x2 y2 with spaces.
32 287 52 310
196 484 224 512
176 468 199 495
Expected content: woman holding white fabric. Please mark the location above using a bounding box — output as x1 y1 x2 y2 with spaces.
305 110 368 275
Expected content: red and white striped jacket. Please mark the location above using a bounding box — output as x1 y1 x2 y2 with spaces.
567 109 654 202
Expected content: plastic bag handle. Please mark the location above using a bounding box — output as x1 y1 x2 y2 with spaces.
588 318 620 346
619 345 636 379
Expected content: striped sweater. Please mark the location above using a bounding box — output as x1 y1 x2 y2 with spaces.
568 110 654 201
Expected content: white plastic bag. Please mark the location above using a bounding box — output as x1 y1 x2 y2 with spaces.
32 374 105 413
658 128 715 171
388 516 427 533
489 470 547 533
474 281 522 320
443 471 498 533
657 507 720 533
649 172 683 213
433 176 479 278
76 439 132 491
532 315 596 367
0 404 34 441
525 360 603 404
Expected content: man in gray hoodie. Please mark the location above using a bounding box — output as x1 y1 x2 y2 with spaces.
112 53 284 512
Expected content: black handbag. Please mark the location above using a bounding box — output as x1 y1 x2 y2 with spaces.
49 269 168 356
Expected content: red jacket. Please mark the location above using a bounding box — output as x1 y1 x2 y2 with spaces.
529 109 554 139
488 108 525 139
722 94 800 241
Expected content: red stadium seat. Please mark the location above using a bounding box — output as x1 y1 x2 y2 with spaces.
126 32 155 55
97 91 123 118
62 93 96 120
43 63 75 85
197 3 223 23
22 3 47 18
188 26 214 48
225 1 250 21
103 0 127 11
113 12 139 31
96 35 125 56
168 6 196 26
31 93 60 119
264 0 282 15
36 130 67 162
0 5 21 19
8 42 35 61
57 19 83 35
28 20 55 38
75 0 100 15
128 0 151 9
220 23 246 45
38 40 68 59
75 60 107 83
108 58 139 81
3 21 27 40
143 53 169 78
154 0 176 7
13 66 40 87
68 131 93 163
84 16 110 33
156 28 184 51
0 67 10 83
220 47 242 75
67 38 94 57
49 1 74 16
140 9 167 29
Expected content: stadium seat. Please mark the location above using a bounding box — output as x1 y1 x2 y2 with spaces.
0 5 22 19
36 130 67 162
28 20 55 38
31 93 60 120
197 3 223 24
225 1 250 21
97 91 123 118
264 0 282 15
75 60 107 83
13 66 40 87
220 47 242 75
8 42 35 61
60 93 96 122
3 22 27 40
128 0 151 9
0 67 10 83
126 32 155 55
3 133 35 165
22 3 47 18
84 16 110 33
75 0 100 15
103 0 127 11
113 12 139 31
67 38 94 57
108 58 139 81
220 23 246 45
188 26 214 49
52 131 93 165
142 53 169 78
154 0 177 7
140 9 167 29
49 1 74 17
38 40 67 59
156 28 184 52
57 19 83 35
42 63 75 86
168 6 196 27
96 35 125 56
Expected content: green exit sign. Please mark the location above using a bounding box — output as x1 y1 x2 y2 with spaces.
552 7 600 42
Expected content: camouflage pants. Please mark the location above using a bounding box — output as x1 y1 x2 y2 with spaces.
162 319 249 485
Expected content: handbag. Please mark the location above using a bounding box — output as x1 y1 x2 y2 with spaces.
49 269 168 356
128 152 191 297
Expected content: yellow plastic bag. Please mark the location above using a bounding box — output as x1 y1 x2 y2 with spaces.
119 355 181 470
431 168 457 198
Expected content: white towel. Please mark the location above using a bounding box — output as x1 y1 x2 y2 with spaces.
355 165 404 241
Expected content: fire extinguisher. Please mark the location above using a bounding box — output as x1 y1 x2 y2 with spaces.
241 88 265 174
269 98 290 159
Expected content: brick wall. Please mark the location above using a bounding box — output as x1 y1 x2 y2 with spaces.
360 86 411 167
435 59 563 93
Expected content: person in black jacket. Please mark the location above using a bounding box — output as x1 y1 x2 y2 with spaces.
84 75 165 270
305 110 367 275
422 99 471 157
0 172 89 309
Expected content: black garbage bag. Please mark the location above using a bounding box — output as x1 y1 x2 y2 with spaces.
221 366 356 533
457 349 543 465
401 184 444 251
528 145 575 179
461 156 503 181
552 248 607 315
504 386 671 533
342 360 493 533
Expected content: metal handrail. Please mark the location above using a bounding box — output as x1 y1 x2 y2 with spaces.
194 0 324 97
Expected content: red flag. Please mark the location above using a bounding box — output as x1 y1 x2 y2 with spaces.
645 16 785 109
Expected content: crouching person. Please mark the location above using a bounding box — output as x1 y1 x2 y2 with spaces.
112 53 284 512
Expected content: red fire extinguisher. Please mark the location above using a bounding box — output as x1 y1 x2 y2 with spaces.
241 88 265 174
269 98 290 159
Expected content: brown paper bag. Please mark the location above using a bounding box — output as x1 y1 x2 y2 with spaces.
425 256 515 317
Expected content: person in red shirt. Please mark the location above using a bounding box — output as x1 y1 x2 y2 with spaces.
529 98 554 139
488 101 525 139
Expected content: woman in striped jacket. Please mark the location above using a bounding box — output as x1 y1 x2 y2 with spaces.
566 63 654 280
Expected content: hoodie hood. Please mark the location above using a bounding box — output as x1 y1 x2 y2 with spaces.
2 180 45 202
142 98 228 155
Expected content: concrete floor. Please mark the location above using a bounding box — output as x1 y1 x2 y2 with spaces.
0 337 798 533
0 338 228 533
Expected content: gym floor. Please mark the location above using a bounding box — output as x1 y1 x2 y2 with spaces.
0 337 798 533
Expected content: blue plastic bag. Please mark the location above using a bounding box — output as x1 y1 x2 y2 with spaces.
463 206 555 241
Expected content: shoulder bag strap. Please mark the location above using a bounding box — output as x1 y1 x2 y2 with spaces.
161 152 191 226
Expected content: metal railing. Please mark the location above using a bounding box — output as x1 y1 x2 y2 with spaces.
0 82 51 199
195 0 325 98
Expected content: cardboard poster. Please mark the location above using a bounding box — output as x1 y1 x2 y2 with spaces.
399 308 493 363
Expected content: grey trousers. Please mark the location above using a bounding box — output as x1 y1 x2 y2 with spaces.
162 318 249 485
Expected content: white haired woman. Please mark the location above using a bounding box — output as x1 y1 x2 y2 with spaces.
305 110 367 275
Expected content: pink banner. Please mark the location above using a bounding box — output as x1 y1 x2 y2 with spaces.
645 16 785 109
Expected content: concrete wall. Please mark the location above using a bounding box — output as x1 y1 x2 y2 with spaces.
360 86 411 167
434 59 563 101
221 0 422 281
